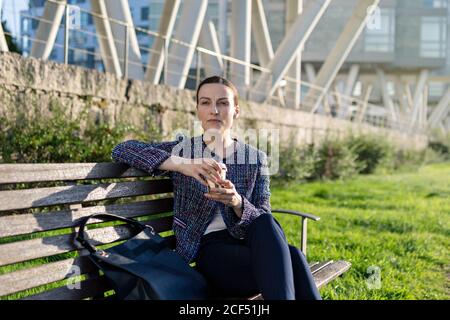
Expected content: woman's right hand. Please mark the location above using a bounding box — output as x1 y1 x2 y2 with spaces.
176 158 224 187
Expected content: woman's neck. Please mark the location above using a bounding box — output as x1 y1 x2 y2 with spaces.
202 132 235 159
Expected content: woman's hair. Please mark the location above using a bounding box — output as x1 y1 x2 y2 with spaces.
196 76 239 107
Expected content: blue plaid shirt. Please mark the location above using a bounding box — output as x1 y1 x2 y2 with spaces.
111 134 271 263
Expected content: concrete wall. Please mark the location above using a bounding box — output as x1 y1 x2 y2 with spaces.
0 52 427 150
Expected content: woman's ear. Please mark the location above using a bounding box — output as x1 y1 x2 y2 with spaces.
234 106 240 119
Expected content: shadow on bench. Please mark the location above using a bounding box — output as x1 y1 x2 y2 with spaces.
0 163 351 300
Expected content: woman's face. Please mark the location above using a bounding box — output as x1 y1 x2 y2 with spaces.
197 83 239 135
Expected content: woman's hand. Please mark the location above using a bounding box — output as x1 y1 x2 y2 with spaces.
204 180 243 214
176 157 224 188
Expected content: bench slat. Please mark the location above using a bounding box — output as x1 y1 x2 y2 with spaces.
0 235 176 298
0 256 98 296
0 163 150 184
0 216 174 266
0 179 173 212
313 260 352 289
9 259 323 300
0 198 174 237
21 276 112 300
310 260 334 273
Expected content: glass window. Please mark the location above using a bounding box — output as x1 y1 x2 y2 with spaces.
22 35 29 50
353 81 362 97
428 82 445 96
364 8 395 52
149 3 164 15
149 19 160 31
141 7 149 21
420 16 447 58
22 18 29 33
387 81 395 96
81 12 93 26
208 3 219 17
32 18 39 30
30 0 46 8
423 0 448 8
71 31 86 46
267 12 285 48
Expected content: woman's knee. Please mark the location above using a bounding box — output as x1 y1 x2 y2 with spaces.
251 213 276 227
247 214 286 240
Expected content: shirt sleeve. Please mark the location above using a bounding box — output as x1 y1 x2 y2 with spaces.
230 151 271 230
111 139 181 177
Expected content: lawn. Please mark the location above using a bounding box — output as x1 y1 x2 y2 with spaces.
271 162 450 300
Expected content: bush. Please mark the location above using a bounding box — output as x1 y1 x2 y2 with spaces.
427 130 450 162
275 137 318 182
428 141 449 157
343 134 390 174
0 104 152 163
377 145 426 173
313 137 361 180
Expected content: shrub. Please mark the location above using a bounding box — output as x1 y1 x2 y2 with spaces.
0 104 153 163
313 137 361 180
275 138 318 182
377 145 427 173
343 134 390 174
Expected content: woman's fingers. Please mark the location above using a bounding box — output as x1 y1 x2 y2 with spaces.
199 167 219 185
203 162 222 181
196 173 209 187
208 187 232 194
209 161 222 174
204 192 233 201
213 179 233 189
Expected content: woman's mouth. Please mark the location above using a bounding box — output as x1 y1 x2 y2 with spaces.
207 120 222 123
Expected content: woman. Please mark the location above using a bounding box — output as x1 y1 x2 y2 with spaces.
111 76 321 300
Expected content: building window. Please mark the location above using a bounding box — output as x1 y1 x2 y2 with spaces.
423 0 448 8
31 18 39 30
21 18 29 33
29 0 45 8
149 3 164 15
353 81 362 97
420 16 447 58
149 19 159 31
364 8 395 52
81 12 93 26
207 3 219 17
267 12 285 48
141 7 149 21
22 35 29 50
428 82 445 96
71 31 86 46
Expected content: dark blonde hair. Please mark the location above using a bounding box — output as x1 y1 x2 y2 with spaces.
196 76 239 107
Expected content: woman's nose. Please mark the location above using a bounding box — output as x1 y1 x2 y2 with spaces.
210 103 219 114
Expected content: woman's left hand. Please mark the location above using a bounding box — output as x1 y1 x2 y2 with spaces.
204 179 242 209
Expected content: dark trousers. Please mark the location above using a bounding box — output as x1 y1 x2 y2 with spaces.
196 214 322 300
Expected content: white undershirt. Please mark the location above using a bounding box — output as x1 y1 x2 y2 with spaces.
204 207 227 235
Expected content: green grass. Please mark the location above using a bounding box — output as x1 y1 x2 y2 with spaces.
271 162 450 300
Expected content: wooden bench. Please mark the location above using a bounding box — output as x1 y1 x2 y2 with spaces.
0 163 351 300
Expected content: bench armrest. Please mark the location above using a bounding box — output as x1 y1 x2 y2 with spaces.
271 209 320 221
271 208 321 257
